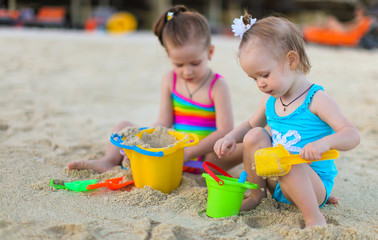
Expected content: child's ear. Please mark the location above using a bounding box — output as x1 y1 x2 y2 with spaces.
286 51 299 70
208 45 215 60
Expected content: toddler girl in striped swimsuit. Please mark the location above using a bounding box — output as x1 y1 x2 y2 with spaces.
68 5 242 173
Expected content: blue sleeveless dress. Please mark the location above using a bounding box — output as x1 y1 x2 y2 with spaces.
266 84 338 207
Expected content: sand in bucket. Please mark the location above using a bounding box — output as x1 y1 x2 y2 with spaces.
117 126 178 148
111 126 198 193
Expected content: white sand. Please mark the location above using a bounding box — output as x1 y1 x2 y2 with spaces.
0 28 377 239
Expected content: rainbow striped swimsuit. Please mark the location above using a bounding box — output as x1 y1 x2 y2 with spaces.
172 72 220 140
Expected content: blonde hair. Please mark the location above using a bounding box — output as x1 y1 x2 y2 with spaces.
152 5 211 50
240 14 311 74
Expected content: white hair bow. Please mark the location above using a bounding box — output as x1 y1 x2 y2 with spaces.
231 16 257 39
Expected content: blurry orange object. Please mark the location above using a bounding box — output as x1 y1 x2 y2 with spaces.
0 9 19 20
37 6 65 24
303 17 372 46
85 17 98 31
86 177 134 190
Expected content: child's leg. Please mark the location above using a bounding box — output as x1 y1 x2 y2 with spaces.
278 164 327 228
240 127 276 211
67 121 133 173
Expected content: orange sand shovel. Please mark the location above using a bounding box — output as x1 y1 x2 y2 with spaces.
86 177 134 190
254 145 339 177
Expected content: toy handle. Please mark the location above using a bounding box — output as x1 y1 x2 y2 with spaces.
174 133 199 149
203 161 233 186
86 182 108 190
108 180 134 190
109 133 164 157
281 150 339 165
162 132 199 156
238 171 247 183
184 133 199 147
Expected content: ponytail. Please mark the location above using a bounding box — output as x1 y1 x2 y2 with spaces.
152 5 189 47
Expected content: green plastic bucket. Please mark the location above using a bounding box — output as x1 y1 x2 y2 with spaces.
202 161 259 218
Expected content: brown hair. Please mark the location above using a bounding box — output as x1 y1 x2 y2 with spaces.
152 5 211 50
240 13 311 74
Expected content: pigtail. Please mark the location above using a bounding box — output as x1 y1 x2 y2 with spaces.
152 5 188 47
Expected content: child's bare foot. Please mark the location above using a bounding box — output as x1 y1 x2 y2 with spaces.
326 196 339 205
305 214 327 228
67 159 116 173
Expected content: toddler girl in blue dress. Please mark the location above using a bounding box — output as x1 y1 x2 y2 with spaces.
214 13 360 228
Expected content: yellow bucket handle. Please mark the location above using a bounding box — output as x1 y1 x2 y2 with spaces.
111 129 200 157
176 133 199 148
162 133 199 155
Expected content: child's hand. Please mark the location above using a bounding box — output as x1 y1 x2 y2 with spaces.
300 141 330 160
214 137 236 158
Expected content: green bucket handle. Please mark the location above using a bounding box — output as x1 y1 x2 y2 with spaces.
203 161 233 186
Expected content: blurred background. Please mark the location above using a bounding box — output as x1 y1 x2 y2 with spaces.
0 1 375 29
0 0 377 48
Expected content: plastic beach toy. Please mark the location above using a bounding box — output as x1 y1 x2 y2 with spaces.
254 144 339 177
86 177 134 190
183 160 204 173
50 179 98 192
110 128 199 193
106 12 137 34
202 161 259 218
183 160 204 170
238 171 247 183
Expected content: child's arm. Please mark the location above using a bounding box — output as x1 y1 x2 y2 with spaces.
214 95 269 158
184 77 233 160
302 90 360 160
152 71 174 128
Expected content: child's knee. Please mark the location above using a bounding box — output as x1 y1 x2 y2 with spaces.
113 121 133 131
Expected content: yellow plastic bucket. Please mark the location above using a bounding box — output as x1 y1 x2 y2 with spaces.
110 128 199 193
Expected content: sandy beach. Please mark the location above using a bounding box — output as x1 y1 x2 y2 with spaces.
0 28 377 239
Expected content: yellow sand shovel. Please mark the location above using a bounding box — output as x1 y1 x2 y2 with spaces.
254 144 339 177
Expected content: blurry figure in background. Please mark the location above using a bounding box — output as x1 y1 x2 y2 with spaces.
313 5 368 32
359 1 378 49
85 6 115 31
68 5 242 173
303 3 377 48
18 8 35 26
